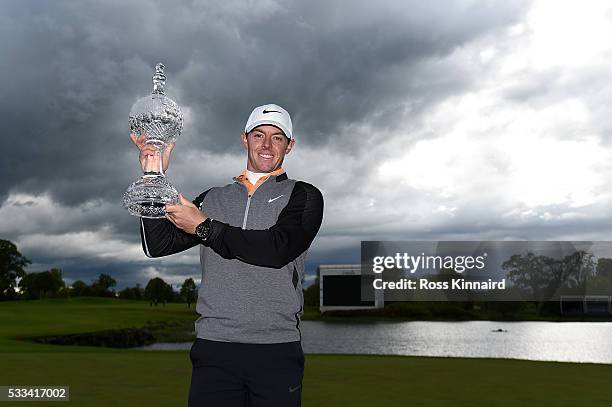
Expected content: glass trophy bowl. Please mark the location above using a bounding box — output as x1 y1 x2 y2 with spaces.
123 63 184 218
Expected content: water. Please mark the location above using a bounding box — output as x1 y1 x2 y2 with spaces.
139 320 612 364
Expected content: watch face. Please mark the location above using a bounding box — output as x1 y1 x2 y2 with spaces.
196 222 209 238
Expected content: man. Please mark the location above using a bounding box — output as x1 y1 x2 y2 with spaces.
132 103 324 407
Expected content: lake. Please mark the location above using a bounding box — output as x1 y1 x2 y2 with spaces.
139 320 612 364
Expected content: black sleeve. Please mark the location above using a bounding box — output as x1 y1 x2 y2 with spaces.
203 182 324 268
139 189 211 258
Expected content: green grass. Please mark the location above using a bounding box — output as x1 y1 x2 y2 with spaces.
1 297 611 406
2 352 611 406
0 297 199 351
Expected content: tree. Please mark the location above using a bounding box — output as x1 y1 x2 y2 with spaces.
596 258 612 282
503 252 556 300
118 284 144 300
180 278 197 308
559 250 596 289
0 239 31 300
303 277 320 307
91 273 116 297
70 280 91 297
145 277 174 306
19 268 65 299
503 250 596 303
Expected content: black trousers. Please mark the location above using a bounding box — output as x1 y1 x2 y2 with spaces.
188 338 305 407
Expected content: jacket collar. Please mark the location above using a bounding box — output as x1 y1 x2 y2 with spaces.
233 167 286 195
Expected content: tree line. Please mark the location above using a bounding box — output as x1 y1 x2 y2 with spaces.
0 239 197 307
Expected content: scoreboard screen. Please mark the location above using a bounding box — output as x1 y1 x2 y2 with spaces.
321 275 375 307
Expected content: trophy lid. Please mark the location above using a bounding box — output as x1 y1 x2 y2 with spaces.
129 62 183 145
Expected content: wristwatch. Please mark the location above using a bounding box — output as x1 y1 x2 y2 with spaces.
195 218 212 242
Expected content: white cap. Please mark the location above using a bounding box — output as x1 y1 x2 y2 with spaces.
244 103 293 140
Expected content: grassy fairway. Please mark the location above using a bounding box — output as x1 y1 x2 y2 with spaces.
1 298 611 406
0 296 199 351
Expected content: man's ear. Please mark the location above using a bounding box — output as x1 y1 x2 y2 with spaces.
285 138 295 154
241 131 248 149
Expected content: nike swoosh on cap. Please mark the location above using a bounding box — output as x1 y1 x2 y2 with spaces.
263 109 281 114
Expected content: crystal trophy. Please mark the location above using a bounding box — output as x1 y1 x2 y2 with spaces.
122 63 184 218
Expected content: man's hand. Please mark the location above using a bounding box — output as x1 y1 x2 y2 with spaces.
130 133 175 173
165 194 207 234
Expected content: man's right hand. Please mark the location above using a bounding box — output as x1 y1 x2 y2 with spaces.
130 133 175 173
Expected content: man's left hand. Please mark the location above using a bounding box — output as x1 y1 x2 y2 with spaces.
165 193 207 234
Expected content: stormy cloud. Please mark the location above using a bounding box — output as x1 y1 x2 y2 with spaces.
3 0 611 289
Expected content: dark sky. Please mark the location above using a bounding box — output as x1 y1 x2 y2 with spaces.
3 0 611 291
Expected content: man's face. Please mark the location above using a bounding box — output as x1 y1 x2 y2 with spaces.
241 125 295 173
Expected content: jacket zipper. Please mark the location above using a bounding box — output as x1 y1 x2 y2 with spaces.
242 194 252 229
240 176 271 229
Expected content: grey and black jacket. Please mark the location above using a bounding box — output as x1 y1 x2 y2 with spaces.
139 169 324 343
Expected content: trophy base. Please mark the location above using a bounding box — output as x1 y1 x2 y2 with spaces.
123 174 179 218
